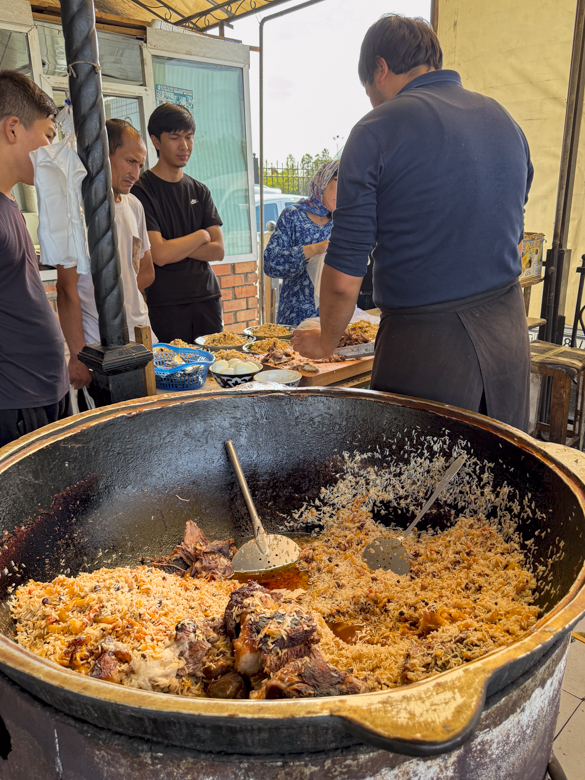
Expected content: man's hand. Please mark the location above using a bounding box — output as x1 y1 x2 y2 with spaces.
291 328 334 359
69 357 92 390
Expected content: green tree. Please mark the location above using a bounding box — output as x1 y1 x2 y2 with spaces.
262 149 333 195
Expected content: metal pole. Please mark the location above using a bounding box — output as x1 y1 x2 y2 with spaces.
60 0 151 405
60 0 127 347
570 255 585 347
258 0 328 324
430 0 439 32
540 0 585 344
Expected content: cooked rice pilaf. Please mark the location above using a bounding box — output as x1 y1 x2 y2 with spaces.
11 456 540 697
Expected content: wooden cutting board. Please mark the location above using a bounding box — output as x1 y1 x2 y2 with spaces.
299 356 375 387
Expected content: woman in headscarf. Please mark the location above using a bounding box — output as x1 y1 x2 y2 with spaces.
263 160 339 326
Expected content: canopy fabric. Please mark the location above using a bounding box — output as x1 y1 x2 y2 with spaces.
40 0 284 30
437 0 582 324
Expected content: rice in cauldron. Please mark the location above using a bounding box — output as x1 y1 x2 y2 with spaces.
10 449 540 697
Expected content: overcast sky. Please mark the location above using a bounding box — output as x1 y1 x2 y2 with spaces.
228 0 431 163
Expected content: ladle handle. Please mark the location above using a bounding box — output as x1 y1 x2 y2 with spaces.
224 440 269 555
401 453 467 539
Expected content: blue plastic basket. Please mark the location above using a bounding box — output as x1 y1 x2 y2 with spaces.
152 343 215 392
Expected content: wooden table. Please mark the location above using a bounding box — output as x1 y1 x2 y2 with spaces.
530 340 585 447
521 275 544 314
156 355 375 395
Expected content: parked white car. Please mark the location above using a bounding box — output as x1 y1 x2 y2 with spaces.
255 185 302 234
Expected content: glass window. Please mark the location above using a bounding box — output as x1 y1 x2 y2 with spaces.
0 29 32 76
37 23 143 86
256 202 278 232
152 55 252 257
53 91 145 140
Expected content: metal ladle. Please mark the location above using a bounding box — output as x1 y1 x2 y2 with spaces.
363 453 467 575
225 440 300 574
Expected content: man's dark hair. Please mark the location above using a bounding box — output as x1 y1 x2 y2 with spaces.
358 15 443 84
148 102 195 144
106 118 143 155
0 70 56 128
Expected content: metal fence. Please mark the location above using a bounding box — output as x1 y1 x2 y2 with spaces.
262 159 332 195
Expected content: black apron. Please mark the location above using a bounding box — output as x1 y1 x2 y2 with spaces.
370 281 530 431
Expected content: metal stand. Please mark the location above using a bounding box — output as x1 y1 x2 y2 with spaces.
570 254 585 348
539 0 585 345
60 0 151 405
258 0 327 323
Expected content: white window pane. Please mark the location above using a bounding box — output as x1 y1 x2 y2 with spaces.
0 29 31 75
152 55 252 257
38 23 143 86
53 91 146 142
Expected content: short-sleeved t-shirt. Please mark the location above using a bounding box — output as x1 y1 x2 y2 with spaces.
132 170 222 307
0 193 68 410
77 193 155 344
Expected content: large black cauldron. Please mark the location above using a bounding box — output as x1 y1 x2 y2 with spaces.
0 389 583 762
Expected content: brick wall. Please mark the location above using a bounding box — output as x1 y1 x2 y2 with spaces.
214 260 260 333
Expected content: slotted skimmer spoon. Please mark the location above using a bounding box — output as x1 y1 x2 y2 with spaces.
225 440 300 575
363 453 467 575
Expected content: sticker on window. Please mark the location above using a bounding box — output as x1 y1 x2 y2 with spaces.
155 85 194 113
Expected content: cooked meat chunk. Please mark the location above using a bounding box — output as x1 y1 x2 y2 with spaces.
250 650 379 699
206 671 247 699
90 648 131 682
182 521 208 547
145 521 235 580
174 619 212 677
337 331 370 348
224 582 277 641
201 656 234 681
226 582 319 676
233 619 264 675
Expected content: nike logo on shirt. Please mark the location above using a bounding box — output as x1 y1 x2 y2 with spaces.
191 199 198 205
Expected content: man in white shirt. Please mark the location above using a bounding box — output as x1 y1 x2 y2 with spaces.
57 119 156 393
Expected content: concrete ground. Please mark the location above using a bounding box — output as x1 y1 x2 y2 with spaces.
554 619 585 778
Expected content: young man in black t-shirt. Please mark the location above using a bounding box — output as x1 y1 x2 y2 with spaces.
132 103 225 343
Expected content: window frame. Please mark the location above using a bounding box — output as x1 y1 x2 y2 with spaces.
0 18 257 266
142 43 257 265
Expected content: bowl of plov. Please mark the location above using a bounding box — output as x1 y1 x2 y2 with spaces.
210 357 263 388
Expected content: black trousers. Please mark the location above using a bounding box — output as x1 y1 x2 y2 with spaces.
149 297 223 344
371 283 530 432
0 394 70 448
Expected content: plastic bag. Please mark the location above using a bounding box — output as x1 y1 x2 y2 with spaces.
69 386 96 415
306 252 326 309
30 101 90 273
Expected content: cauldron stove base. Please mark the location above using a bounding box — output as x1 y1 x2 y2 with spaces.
0 637 569 780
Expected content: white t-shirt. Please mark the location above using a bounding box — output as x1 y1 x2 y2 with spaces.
77 193 156 344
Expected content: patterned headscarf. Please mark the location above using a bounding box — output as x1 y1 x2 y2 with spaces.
294 159 339 217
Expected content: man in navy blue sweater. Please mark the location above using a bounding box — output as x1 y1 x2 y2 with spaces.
293 15 532 431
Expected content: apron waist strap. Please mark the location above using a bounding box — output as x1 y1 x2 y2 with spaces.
379 280 518 317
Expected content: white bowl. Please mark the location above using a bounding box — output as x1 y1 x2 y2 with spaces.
255 369 302 388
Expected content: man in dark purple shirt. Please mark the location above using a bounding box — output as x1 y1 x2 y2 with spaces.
0 71 69 447
293 16 532 431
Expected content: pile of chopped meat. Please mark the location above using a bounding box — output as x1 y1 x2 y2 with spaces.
225 581 378 698
259 340 347 372
144 520 236 580
337 331 371 348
